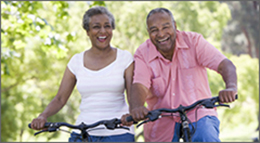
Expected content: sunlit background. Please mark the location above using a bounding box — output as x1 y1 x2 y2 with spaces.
1 1 259 142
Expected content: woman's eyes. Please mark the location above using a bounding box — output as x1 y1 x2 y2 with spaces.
93 26 100 29
92 25 111 29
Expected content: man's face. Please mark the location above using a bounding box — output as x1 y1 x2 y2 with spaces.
147 12 177 54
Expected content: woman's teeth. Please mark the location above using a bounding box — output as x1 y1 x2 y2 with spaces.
99 36 106 39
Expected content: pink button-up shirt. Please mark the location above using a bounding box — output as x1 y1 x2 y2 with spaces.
133 30 227 142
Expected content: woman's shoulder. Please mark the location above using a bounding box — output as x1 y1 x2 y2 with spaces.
68 51 85 66
116 48 133 58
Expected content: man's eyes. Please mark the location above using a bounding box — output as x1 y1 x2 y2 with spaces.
150 29 158 33
163 26 169 29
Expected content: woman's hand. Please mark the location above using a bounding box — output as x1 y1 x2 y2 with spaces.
30 115 47 130
120 113 133 127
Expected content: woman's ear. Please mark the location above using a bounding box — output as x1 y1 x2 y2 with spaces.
174 21 177 30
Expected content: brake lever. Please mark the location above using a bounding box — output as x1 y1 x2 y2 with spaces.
214 103 230 108
34 127 58 136
136 119 149 128
34 129 49 136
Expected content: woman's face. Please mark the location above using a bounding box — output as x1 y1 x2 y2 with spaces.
87 14 113 50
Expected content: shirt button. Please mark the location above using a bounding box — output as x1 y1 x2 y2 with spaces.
172 78 175 81
172 93 175 96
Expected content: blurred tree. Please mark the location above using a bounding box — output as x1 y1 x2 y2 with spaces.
1 1 75 142
221 1 259 58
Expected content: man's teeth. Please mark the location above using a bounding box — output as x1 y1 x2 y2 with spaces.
99 36 106 39
158 37 168 42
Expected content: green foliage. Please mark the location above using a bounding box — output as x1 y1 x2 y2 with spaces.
1 1 76 142
91 1 106 7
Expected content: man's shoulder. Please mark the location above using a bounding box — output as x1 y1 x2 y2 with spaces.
178 30 202 39
138 39 150 48
137 39 155 52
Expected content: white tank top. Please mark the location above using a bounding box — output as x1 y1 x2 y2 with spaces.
67 48 135 136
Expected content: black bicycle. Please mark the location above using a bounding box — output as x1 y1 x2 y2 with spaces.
127 95 238 142
28 118 129 142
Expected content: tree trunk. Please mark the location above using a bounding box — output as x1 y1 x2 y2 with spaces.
241 26 253 58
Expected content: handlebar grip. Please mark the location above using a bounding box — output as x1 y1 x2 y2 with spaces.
28 122 52 129
217 94 238 102
126 116 134 122
126 116 138 124
235 94 238 99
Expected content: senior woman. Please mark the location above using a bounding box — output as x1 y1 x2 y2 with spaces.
30 6 135 142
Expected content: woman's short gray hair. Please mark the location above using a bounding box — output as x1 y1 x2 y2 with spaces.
82 6 115 31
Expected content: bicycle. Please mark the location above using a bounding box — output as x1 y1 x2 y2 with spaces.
28 118 129 142
127 95 238 142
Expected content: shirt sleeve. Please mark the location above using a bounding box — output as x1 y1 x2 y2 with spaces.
133 44 152 89
67 53 79 75
195 34 227 72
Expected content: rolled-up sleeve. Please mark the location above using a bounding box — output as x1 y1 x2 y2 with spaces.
133 47 152 89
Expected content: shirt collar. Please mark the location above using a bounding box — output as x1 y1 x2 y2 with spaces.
147 30 189 62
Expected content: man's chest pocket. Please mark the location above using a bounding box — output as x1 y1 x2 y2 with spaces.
151 77 166 97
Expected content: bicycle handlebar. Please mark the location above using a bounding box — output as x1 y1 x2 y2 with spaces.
126 95 237 127
28 118 128 136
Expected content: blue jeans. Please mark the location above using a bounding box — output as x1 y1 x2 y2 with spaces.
172 115 220 142
68 132 135 142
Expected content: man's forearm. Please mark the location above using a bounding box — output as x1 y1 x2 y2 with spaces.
218 59 237 89
129 83 148 110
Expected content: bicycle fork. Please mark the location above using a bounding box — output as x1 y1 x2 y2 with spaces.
180 113 191 142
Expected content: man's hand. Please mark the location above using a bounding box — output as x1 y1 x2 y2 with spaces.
130 106 149 122
218 87 237 103
217 59 237 103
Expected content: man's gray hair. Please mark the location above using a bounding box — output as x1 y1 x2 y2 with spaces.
146 8 175 25
82 6 115 31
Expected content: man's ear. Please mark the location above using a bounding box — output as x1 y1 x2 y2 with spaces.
174 21 177 30
86 30 89 36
